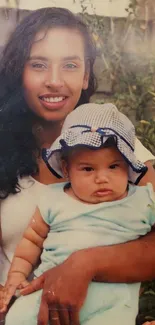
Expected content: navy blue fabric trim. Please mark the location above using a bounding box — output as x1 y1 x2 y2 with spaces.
135 169 148 185
119 151 147 173
70 125 134 151
41 148 62 179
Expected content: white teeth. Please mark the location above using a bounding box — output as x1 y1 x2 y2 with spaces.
42 97 65 103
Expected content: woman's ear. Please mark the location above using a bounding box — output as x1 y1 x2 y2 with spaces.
61 159 69 180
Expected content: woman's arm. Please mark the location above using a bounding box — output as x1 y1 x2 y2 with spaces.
139 161 155 190
135 138 155 189
82 229 155 283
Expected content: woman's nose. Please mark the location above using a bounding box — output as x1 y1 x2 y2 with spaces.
45 67 64 89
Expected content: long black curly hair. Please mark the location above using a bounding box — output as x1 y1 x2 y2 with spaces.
0 7 97 198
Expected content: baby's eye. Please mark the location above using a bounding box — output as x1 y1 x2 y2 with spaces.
83 167 94 172
109 164 119 169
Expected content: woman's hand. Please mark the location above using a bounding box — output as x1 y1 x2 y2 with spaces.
20 251 93 325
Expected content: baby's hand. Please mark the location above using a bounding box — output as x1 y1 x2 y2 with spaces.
0 273 28 313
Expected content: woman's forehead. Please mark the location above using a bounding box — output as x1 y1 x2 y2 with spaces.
31 27 85 59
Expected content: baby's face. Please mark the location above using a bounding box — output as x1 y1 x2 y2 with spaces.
65 147 129 204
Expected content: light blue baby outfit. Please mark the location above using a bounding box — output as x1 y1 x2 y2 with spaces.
5 182 155 325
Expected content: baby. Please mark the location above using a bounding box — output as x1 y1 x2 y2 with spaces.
1 103 155 325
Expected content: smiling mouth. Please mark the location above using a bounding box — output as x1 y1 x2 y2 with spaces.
40 96 66 103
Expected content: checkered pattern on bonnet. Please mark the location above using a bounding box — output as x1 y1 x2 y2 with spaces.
62 103 135 150
46 103 147 184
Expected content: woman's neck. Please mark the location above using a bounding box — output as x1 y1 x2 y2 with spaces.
33 157 65 185
33 119 63 149
32 119 65 185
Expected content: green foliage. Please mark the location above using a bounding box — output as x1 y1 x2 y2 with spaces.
78 0 155 156
136 119 155 156
137 281 155 325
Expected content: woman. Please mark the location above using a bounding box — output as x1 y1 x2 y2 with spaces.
0 7 155 325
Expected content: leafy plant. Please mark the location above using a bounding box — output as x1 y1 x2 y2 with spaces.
136 120 155 156
76 0 155 155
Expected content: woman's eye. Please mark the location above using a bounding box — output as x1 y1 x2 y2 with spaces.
64 63 77 69
31 63 46 69
109 164 119 169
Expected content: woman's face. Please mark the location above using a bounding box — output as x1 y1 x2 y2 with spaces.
23 27 89 122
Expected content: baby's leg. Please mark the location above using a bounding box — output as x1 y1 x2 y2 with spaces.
5 290 42 325
83 304 137 325
80 282 139 325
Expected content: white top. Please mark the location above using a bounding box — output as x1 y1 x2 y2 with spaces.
135 138 155 163
0 138 154 285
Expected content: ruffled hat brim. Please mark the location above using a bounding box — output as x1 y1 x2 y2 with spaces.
45 126 147 184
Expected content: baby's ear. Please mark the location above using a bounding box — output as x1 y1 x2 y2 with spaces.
61 159 69 179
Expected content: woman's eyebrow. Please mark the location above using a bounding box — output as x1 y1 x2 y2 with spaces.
28 55 83 62
62 55 83 61
28 55 48 61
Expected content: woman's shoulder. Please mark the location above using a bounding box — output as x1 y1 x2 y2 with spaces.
135 138 155 163
129 183 154 206
1 176 47 209
18 176 45 188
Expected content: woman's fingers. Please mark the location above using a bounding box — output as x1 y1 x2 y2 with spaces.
49 304 60 325
56 304 80 325
18 280 29 289
69 307 80 325
37 297 50 325
38 289 61 325
20 275 44 296
56 304 70 325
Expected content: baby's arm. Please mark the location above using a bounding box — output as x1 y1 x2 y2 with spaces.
0 207 49 311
